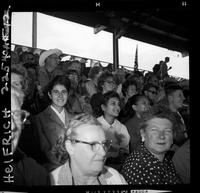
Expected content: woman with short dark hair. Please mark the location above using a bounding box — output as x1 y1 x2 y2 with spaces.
97 91 130 171
33 75 74 172
123 94 150 152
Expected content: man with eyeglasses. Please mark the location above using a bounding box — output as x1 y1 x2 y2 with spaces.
11 85 50 185
142 83 159 106
50 113 127 185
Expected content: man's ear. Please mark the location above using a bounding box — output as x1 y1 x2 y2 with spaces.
65 140 74 156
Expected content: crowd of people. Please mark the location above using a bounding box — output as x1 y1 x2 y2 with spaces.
11 47 190 186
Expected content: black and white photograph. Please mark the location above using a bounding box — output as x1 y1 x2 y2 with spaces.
1 0 192 192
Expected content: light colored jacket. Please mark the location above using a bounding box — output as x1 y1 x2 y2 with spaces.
50 160 127 185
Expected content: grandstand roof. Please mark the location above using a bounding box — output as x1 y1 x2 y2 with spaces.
43 5 191 55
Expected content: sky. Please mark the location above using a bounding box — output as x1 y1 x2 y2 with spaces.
11 12 189 79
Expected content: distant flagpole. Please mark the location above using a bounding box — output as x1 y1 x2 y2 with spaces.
134 44 138 71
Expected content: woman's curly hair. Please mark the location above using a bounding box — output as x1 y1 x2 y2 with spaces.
140 104 178 136
65 113 101 140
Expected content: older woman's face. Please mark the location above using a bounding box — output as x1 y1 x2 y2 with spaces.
102 77 116 93
141 117 173 156
49 84 68 108
69 124 107 176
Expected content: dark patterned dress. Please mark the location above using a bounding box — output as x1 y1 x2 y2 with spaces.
120 143 182 185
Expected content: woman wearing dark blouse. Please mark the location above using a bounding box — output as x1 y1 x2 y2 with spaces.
124 94 150 152
121 105 182 185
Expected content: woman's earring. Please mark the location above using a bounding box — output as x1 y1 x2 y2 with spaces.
142 136 145 142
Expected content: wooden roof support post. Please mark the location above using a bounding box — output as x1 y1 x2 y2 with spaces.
113 28 119 71
32 12 37 48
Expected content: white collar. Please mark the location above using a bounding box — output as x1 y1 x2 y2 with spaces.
50 105 65 125
98 115 117 128
51 105 65 114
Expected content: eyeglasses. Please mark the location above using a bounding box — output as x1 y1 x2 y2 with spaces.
148 90 157 95
52 90 68 96
11 110 30 124
69 138 112 152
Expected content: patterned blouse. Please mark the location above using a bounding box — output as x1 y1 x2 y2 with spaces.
120 143 182 185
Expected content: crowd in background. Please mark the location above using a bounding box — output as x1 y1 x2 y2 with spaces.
11 46 190 186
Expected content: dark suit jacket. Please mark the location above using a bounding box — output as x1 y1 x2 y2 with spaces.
33 106 74 172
